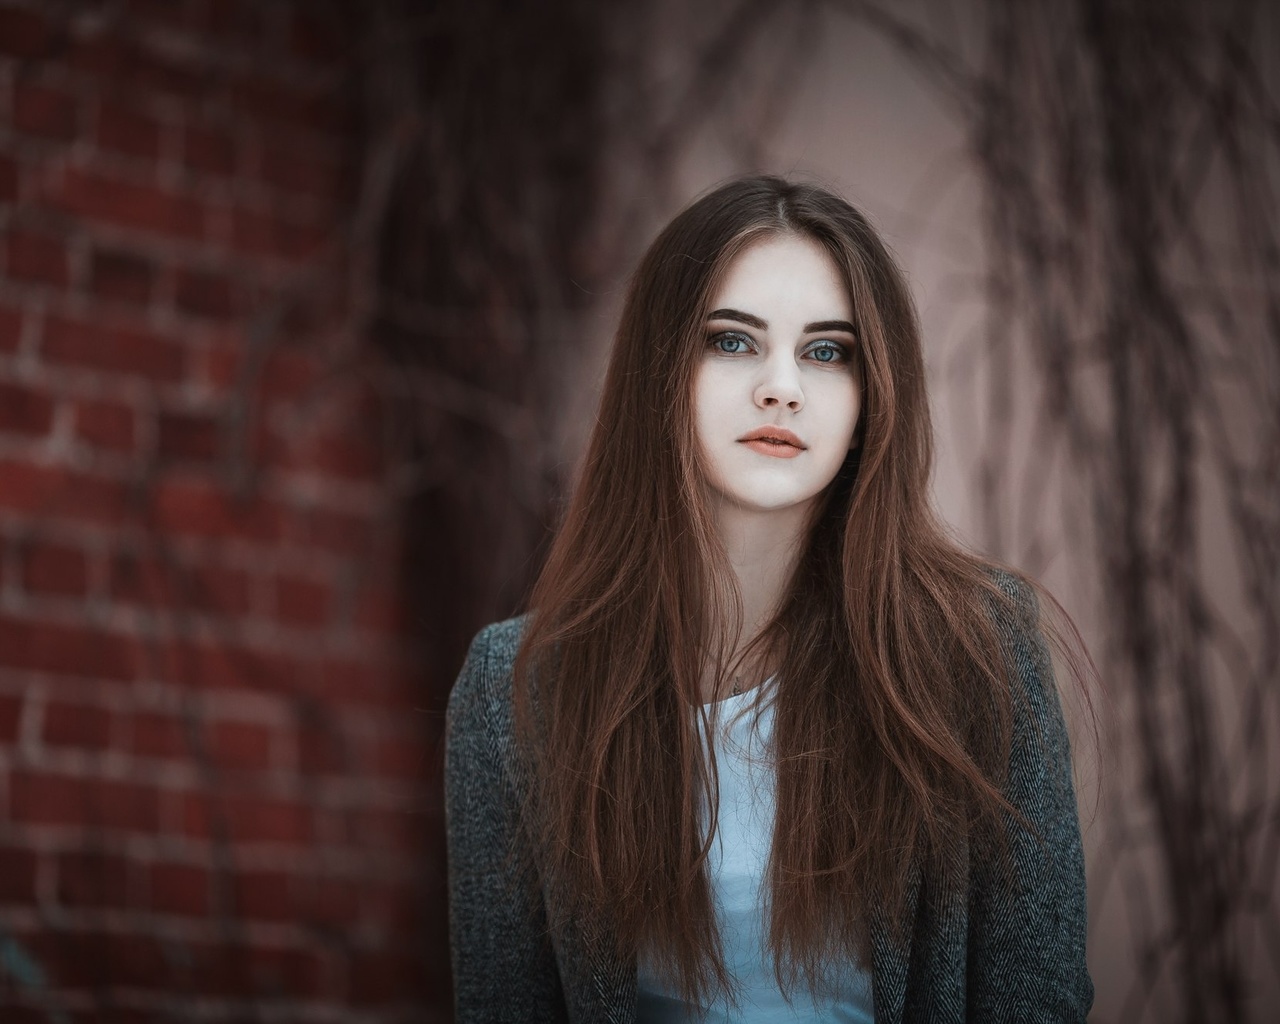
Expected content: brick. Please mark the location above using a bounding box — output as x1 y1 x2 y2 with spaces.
0 7 54 58
0 459 130 524
43 699 113 750
0 613 138 681
110 551 253 617
90 248 155 305
183 791 312 845
230 206 327 261
148 477 285 542
273 574 330 626
348 805 427 852
298 507 370 556
203 342 322 401
69 35 209 99
48 167 207 240
103 933 171 992
158 636 257 691
279 292 339 340
130 710 188 759
199 337 240 391
230 75 345 135
0 1003 48 1024
0 302 22 351
354 583 405 637
298 721 348 773
10 771 160 831
123 0 196 33
348 947 424 1005
20 538 89 596
55 848 134 909
188 563 253 616
5 227 69 286
175 267 237 319
258 144 343 204
95 778 162 832
68 1007 151 1024
0 380 55 436
170 940 246 997
363 878 421 931
177 938 325 999
182 123 237 176
202 0 268 40
149 861 210 916
246 945 327 999
13 83 78 141
232 868 293 921
0 843 38 902
0 692 21 744
109 550 172 605
95 99 162 159
318 655 417 708
208 719 272 771
286 429 383 481
289 8 344 64
29 928 165 990
74 397 137 453
157 409 220 463
371 734 428 780
43 312 185 381
0 151 18 201
156 635 303 693
298 872 358 927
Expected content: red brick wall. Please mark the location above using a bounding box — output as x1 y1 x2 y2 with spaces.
0 1 440 1019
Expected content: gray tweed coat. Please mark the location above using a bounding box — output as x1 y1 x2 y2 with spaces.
445 581 1093 1023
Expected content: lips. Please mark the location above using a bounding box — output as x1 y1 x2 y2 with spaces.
738 426 806 458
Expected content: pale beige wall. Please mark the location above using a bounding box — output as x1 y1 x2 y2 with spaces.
559 4 1207 1023
555 2 1278 1019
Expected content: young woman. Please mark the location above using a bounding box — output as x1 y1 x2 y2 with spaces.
445 176 1093 1023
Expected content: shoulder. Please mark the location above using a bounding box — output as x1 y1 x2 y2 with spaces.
458 615 530 681
980 567 1080 802
445 614 531 744
981 566 1052 699
963 572 1093 1016
986 566 1041 634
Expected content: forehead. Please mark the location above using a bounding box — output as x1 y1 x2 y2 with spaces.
711 234 852 320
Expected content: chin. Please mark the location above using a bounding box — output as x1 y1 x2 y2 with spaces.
723 490 822 516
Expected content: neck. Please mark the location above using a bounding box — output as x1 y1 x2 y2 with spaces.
703 499 813 700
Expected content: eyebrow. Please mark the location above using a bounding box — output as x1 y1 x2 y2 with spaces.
707 308 857 335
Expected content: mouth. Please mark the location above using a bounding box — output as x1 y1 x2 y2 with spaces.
738 426 806 458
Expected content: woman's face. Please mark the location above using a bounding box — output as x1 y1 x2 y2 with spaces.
693 233 861 523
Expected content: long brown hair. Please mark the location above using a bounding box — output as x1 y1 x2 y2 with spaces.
514 175 1072 1007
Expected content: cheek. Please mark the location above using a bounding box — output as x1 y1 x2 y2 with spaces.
692 367 731 439
817 375 862 448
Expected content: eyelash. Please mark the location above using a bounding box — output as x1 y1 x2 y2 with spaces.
708 331 851 365
710 331 754 355
807 341 849 364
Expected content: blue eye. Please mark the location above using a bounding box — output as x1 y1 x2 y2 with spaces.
710 332 752 354
807 341 848 364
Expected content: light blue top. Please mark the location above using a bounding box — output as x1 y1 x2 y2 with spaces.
636 686 875 1023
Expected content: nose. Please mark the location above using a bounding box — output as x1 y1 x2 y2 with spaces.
754 356 804 411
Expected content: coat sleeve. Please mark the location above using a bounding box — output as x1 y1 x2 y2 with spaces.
445 624 570 1023
966 576 1094 1022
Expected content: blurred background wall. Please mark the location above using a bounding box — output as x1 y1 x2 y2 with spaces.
0 0 1277 1022
0 1 435 1020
